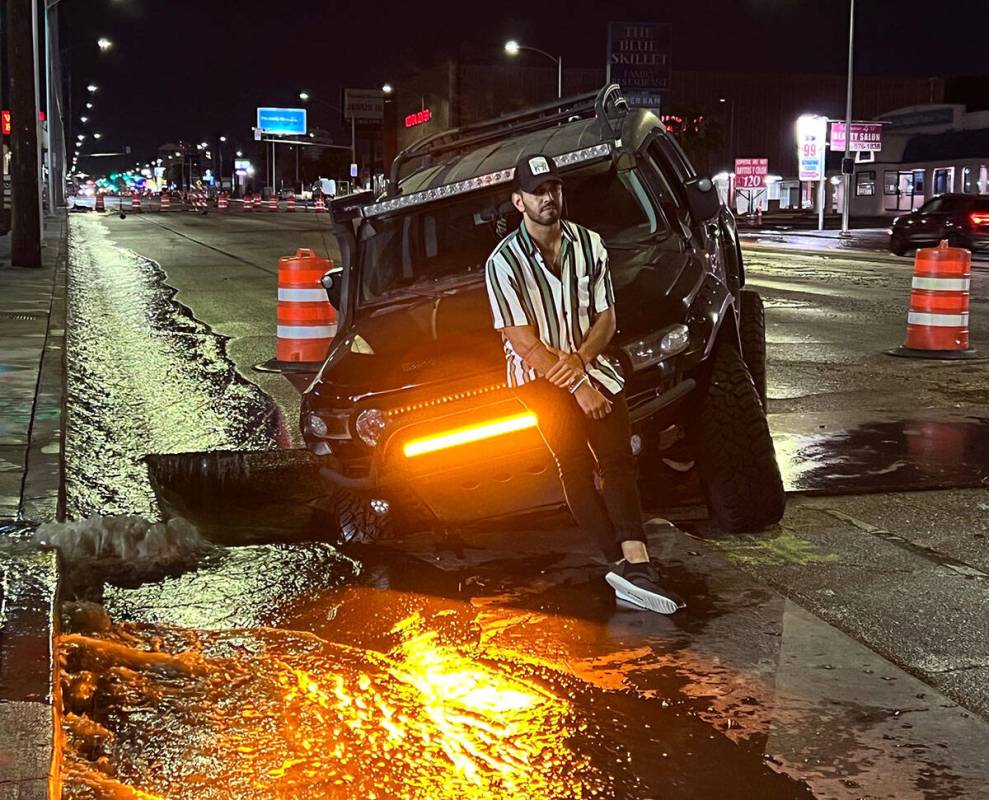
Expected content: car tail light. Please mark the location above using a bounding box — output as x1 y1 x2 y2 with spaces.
403 412 537 458
969 212 989 227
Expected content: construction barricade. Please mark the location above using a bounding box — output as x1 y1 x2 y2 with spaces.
217 192 229 211
130 193 142 213
888 239 984 360
243 194 254 212
286 194 296 212
255 248 337 373
160 193 171 211
314 196 327 213
95 193 105 212
267 196 278 212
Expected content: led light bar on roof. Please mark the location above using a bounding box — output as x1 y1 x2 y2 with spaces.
363 142 612 217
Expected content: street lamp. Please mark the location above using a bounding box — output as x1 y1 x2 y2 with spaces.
85 102 93 109
80 115 88 123
381 83 393 95
86 83 98 93
719 98 735 171
93 132 102 140
504 39 562 98
97 37 112 51
299 90 357 170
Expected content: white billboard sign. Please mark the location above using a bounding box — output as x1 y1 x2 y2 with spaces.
344 89 384 122
796 115 827 181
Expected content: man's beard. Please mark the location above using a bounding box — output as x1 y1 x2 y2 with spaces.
530 203 560 225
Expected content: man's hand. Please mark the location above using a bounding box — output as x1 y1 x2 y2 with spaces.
544 349 584 388
574 382 613 419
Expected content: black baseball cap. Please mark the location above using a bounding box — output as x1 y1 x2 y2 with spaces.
514 152 563 194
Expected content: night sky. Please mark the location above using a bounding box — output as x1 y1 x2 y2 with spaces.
60 0 989 165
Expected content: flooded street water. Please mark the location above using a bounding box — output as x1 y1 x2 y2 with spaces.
64 217 287 518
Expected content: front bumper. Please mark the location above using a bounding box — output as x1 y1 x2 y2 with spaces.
310 377 698 525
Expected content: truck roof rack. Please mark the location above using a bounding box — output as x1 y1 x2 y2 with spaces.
387 84 629 193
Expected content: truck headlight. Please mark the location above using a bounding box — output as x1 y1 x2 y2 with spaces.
622 324 690 371
307 412 328 437
355 408 387 447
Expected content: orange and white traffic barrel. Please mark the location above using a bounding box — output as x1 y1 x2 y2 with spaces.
314 196 327 213
131 193 142 213
95 193 105 212
255 248 337 373
217 192 229 211
160 192 171 211
286 193 296 212
268 196 278 212
243 194 254 212
888 239 984 360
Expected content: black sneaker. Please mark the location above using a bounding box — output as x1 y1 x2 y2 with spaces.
605 560 685 614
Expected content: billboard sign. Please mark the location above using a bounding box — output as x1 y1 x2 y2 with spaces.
256 107 307 136
796 115 827 181
607 22 671 108
829 121 883 152
734 158 768 189
344 89 384 122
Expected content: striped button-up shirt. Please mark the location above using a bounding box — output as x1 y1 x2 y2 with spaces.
485 219 624 394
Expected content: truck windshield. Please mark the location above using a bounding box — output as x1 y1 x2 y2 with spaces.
357 160 665 306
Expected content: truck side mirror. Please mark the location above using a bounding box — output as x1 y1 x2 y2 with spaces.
684 176 721 223
320 268 344 310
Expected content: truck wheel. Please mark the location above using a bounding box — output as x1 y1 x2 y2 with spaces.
739 290 768 410
331 489 393 544
692 340 785 532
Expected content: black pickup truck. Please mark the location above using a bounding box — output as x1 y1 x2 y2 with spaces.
301 84 784 542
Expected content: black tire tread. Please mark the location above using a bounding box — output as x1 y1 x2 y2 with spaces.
332 489 391 544
739 290 767 410
695 341 785 532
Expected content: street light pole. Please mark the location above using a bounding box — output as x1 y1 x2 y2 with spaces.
840 0 855 236
505 41 563 99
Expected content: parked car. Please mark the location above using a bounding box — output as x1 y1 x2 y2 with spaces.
301 84 784 542
890 193 989 256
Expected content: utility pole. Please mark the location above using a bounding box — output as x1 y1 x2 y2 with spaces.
8 0 43 266
840 0 855 236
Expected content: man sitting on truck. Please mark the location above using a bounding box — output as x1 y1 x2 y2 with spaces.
484 152 686 615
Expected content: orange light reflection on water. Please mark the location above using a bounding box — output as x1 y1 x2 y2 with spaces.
216 612 603 799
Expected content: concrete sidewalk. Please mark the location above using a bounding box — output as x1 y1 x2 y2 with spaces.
0 217 67 522
0 216 67 800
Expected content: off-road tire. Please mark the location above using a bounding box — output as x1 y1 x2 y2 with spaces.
739 290 767 410
332 488 393 544
692 340 785 532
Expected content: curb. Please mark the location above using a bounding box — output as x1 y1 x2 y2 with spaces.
0 538 62 800
20 219 68 523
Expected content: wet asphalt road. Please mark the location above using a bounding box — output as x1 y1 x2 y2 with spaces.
55 210 989 798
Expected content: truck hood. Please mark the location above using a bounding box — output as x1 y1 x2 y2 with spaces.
311 243 704 395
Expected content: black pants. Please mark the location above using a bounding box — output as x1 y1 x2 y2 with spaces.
515 379 647 562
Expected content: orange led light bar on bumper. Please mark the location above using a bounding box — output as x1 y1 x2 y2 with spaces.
403 412 538 458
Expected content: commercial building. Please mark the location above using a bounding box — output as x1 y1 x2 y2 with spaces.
848 104 989 217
